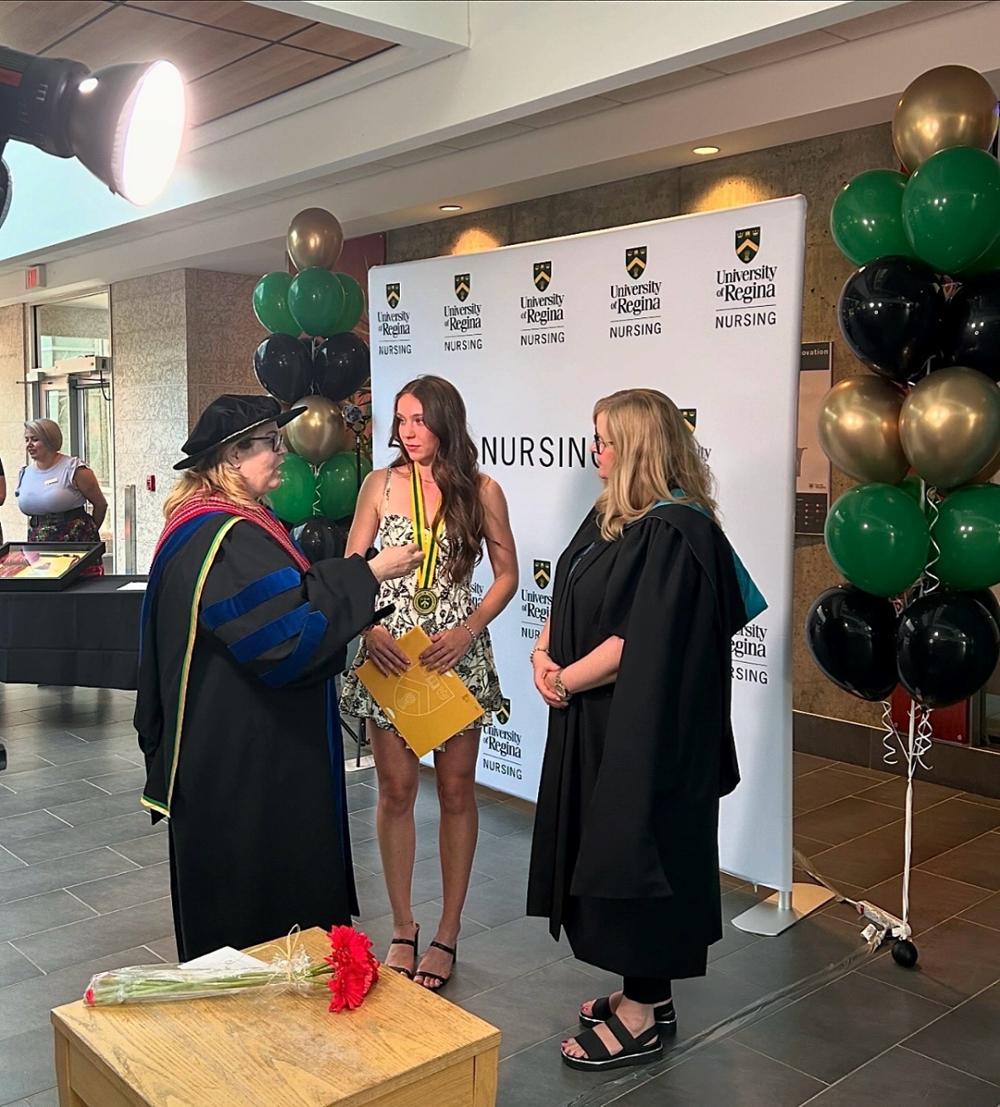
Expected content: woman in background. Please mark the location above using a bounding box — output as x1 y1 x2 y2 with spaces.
17 419 106 545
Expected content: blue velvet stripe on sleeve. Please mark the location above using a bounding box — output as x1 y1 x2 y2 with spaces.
228 602 311 663
260 609 330 687
202 566 301 630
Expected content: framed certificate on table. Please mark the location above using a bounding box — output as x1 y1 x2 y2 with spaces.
0 542 105 591
356 627 484 756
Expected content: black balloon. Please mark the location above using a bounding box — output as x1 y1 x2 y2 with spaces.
292 517 347 564
971 587 1000 632
805 586 898 701
313 333 370 402
896 590 1000 707
254 334 313 403
837 256 946 382
946 273 1000 381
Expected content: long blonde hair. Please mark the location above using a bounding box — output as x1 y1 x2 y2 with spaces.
594 388 718 541
162 450 256 520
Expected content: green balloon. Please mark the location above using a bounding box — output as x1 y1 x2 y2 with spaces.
902 146 1000 274
288 267 347 337
830 169 913 267
334 273 366 334
897 475 923 503
316 452 372 520
825 483 930 597
964 227 1000 276
252 272 299 336
266 453 316 526
934 483 1000 589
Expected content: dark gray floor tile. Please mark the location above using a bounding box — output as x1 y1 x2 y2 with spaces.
905 982 1000 1086
806 1044 1000 1106
408 853 492 906
960 889 1000 931
0 753 52 776
478 802 536 838
82 767 147 795
69 862 171 914
712 912 864 993
0 944 168 1042
794 769 868 815
12 811 160 865
459 875 529 929
0 754 138 791
496 1025 609 1107
26 1090 59 1107
69 721 138 742
860 917 1000 1008
361 902 486 965
0 847 26 873
0 942 40 988
467 829 533 882
793 752 832 777
348 819 440 875
345 782 378 813
0 849 137 907
109 833 168 867
852 776 961 812
920 831 1000 891
0 889 96 942
826 868 992 933
0 810 69 844
144 935 178 962
46 788 143 827
443 915 572 1001
709 892 766 963
959 792 1000 810
0 780 104 819
616 1039 826 1106
0 1027 58 1104
794 797 902 847
11 896 174 972
0 732 95 765
734 971 945 1084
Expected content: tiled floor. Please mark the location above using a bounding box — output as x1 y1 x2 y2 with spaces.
1 687 999 1106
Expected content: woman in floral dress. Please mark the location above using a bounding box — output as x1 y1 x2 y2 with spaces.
341 375 517 990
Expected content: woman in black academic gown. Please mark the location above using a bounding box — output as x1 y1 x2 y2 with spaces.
135 395 421 959
526 388 764 1072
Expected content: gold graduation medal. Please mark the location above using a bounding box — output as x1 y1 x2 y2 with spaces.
409 465 443 616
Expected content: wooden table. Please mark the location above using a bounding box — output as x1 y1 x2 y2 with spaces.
50 928 501 1106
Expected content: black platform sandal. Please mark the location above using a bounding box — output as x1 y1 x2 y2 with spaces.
414 939 456 991
561 1012 662 1071
579 994 676 1032
386 924 420 979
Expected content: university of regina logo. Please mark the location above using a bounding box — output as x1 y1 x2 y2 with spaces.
735 227 761 264
625 246 647 280
533 559 551 589
496 697 511 726
386 283 400 308
681 408 697 431
533 261 552 291
454 274 471 302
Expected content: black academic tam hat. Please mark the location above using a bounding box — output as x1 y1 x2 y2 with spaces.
174 394 305 471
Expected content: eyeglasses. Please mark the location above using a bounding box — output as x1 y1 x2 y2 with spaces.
244 432 284 453
593 433 614 455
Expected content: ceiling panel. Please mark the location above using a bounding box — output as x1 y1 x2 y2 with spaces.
832 0 984 41
187 44 347 127
705 29 844 75
0 0 110 54
45 3 263 78
520 97 620 130
125 0 311 41
604 66 722 104
281 23 393 62
441 121 534 150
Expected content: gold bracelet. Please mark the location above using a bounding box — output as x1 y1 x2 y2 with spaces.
553 672 571 700
460 620 476 643
530 645 549 664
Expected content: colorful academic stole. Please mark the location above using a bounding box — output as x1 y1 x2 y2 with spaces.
410 465 443 616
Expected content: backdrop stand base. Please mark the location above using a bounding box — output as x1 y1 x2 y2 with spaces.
731 883 835 936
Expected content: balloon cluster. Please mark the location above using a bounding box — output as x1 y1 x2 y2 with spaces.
809 65 1000 710
252 208 374 555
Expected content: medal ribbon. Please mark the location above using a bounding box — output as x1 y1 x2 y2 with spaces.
410 465 443 592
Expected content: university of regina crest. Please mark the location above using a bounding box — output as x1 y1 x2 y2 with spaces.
454 274 471 302
625 246 647 280
386 283 400 308
533 560 551 589
496 698 511 726
735 227 760 264
533 261 552 291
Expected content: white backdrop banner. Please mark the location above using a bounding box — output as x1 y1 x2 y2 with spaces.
369 196 805 892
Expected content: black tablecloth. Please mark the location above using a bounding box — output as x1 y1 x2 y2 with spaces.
0 576 146 689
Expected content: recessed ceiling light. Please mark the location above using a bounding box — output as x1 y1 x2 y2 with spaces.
692 145 720 156
439 204 463 212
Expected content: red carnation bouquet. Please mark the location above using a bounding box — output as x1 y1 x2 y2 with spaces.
84 925 379 1013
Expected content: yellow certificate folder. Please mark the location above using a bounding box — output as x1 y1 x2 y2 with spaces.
355 627 484 757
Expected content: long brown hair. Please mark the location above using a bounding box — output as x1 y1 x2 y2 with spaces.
389 375 485 582
594 388 718 541
162 442 257 520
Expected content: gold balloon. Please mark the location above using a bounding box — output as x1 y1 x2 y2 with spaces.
287 208 344 271
817 376 907 484
285 395 349 465
899 367 1000 489
892 65 999 172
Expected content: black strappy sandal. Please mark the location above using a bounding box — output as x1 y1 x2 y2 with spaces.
579 994 676 1032
386 924 420 980
560 1013 662 1071
414 939 456 991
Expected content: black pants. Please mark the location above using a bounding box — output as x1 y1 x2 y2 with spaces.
623 976 672 1004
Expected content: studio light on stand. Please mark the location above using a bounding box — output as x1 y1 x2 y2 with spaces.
0 45 186 229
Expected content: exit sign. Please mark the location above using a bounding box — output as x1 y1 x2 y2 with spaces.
25 265 46 290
